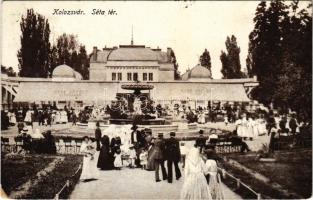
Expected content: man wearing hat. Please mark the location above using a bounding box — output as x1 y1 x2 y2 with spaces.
165 132 181 183
131 124 138 144
153 133 167 182
195 129 206 153
95 122 102 151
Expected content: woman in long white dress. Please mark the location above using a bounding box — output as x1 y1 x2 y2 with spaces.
241 114 249 139
256 114 267 136
235 118 243 138
80 136 96 181
206 159 224 200
180 147 212 200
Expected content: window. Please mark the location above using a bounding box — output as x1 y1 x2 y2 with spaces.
127 73 132 81
149 73 153 81
133 73 138 81
118 73 122 81
143 73 147 81
112 73 116 81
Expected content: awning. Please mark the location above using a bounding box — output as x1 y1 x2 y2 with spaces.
151 82 251 102
14 81 251 103
2 85 17 96
14 82 123 102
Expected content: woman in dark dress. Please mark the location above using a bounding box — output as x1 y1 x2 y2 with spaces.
97 135 114 170
146 138 156 171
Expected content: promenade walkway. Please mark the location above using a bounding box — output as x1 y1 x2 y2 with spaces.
70 166 242 199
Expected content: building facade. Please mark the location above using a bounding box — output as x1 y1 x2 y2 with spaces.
2 43 259 110
89 45 174 82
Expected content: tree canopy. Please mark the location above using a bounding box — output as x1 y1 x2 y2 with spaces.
200 49 212 70
50 33 90 79
220 35 245 79
247 0 312 118
17 9 51 78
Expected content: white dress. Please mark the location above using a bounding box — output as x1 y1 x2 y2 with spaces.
114 153 123 168
206 160 224 200
24 111 32 123
247 118 256 138
256 118 267 135
235 119 243 137
139 152 148 166
80 141 95 180
241 117 249 138
180 148 212 200
9 112 17 124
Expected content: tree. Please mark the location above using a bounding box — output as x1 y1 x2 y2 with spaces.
77 45 90 80
1 65 17 77
17 9 51 77
170 50 180 80
52 33 89 79
220 35 244 78
274 1 312 118
6 67 17 77
200 49 212 71
247 0 312 118
49 45 59 77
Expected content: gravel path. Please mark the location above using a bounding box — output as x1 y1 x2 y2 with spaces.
70 165 241 199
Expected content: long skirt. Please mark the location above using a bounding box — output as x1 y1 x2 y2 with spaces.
208 172 224 200
180 173 212 200
80 155 94 180
97 147 114 170
146 147 155 171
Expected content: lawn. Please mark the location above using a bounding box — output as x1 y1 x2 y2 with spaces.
1 154 55 195
1 154 83 199
224 149 312 199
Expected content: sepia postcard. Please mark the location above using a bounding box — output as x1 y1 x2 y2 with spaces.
1 0 312 199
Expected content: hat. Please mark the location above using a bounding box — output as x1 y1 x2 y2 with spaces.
158 133 163 137
170 132 176 137
199 130 204 135
131 124 138 130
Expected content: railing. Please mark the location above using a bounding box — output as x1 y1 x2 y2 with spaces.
218 167 262 200
54 164 82 199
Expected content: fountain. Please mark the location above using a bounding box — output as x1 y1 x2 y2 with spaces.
109 81 166 125
78 81 201 135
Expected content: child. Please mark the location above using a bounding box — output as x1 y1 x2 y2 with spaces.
128 146 136 168
139 149 148 170
180 142 187 168
114 149 122 170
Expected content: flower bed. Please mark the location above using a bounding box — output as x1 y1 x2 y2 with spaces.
1 154 83 199
223 150 312 198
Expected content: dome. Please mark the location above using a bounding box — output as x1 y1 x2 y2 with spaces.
189 64 212 79
52 64 75 78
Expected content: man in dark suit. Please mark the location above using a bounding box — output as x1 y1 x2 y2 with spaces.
131 124 138 144
95 122 102 151
195 130 206 153
153 133 168 182
165 132 181 183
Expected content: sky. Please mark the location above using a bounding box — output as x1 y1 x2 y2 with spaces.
1 1 309 78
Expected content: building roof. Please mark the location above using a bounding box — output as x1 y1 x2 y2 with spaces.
189 64 212 79
90 45 172 63
108 47 158 61
96 50 111 62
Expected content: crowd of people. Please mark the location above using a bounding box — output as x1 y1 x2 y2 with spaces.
80 123 183 183
15 129 57 154
79 123 224 199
